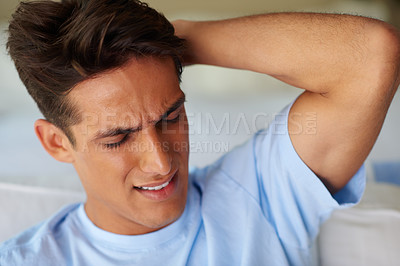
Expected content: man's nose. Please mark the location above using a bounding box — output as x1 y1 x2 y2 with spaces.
138 128 171 176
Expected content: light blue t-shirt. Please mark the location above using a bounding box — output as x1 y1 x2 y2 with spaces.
0 103 365 266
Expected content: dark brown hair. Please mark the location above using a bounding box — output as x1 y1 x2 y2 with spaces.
7 0 185 145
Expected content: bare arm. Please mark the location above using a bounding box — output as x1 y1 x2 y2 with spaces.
173 13 400 193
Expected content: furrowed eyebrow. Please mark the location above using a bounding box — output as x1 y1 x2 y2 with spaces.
91 127 142 142
90 94 186 142
157 94 186 122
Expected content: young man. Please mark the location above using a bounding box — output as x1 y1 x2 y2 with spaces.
1 0 399 265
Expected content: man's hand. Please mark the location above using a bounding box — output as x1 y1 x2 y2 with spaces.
173 13 400 193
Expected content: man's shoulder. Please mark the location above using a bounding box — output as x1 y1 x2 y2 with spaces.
0 203 81 264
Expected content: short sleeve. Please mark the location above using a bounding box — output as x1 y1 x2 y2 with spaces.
253 102 366 249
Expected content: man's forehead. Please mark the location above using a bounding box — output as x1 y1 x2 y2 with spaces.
69 57 180 107
83 93 184 123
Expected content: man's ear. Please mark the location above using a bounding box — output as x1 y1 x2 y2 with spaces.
34 119 75 163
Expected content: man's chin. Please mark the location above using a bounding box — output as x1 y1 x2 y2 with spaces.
141 205 186 233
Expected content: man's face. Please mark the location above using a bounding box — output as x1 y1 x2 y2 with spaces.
67 57 189 235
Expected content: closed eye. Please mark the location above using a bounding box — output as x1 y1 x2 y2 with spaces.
103 134 130 149
164 113 181 123
158 105 184 126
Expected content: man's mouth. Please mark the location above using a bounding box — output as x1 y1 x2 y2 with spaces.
135 180 171 191
133 168 177 190
132 170 178 201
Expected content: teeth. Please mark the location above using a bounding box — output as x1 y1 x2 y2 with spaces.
138 180 170 191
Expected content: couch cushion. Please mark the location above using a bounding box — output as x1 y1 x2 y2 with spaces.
318 183 400 266
0 182 85 242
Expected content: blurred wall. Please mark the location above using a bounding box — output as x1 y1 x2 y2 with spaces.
0 0 331 21
145 0 333 18
0 0 394 22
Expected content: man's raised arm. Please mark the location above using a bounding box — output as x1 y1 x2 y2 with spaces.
173 13 400 193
